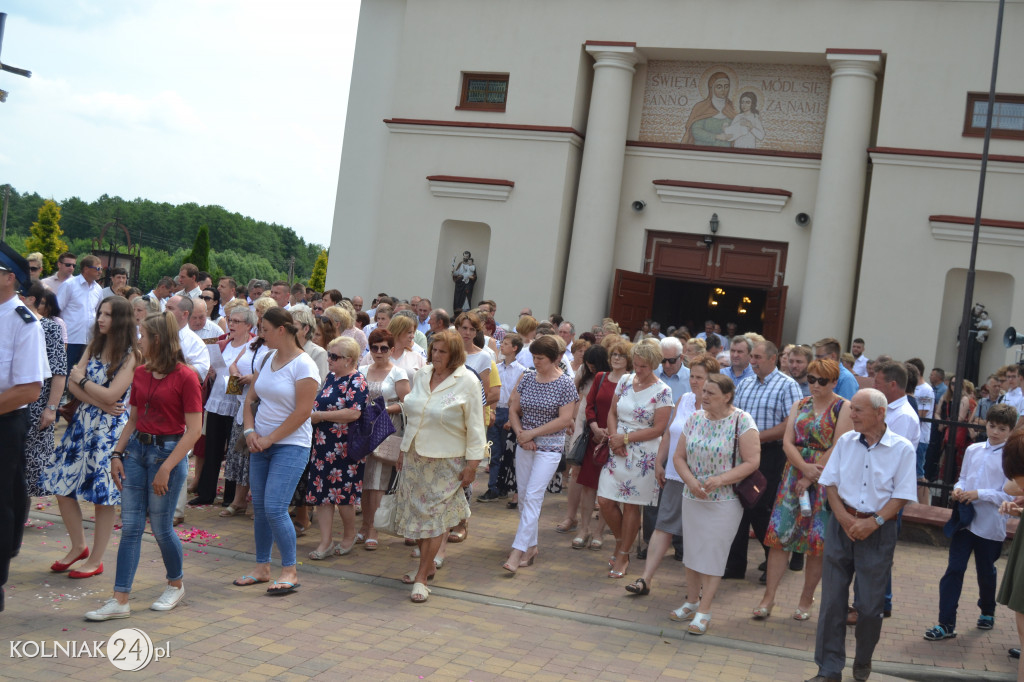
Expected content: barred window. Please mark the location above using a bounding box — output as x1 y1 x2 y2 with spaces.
458 73 509 112
963 92 1024 140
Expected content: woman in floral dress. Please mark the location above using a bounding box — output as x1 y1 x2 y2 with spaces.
756 358 851 620
23 282 67 498
304 336 368 560
598 339 673 579
43 296 139 578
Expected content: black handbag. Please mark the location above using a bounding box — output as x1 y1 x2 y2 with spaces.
730 412 767 509
348 395 397 462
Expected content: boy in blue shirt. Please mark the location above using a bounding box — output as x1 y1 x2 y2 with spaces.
925 403 1018 640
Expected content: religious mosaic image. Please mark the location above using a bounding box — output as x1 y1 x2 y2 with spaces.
639 61 832 154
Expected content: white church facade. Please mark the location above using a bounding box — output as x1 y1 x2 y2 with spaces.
327 0 1024 375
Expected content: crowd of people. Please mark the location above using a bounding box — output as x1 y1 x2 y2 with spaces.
4 247 1024 681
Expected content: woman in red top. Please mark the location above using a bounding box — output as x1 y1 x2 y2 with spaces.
576 341 631 551
85 311 203 622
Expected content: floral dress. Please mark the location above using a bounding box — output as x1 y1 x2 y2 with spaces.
25 318 67 497
764 396 844 555
304 371 368 506
42 355 130 505
597 374 674 505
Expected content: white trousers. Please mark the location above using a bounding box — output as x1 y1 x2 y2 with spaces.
512 449 560 552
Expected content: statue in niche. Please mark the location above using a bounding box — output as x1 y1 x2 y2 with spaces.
451 251 477 313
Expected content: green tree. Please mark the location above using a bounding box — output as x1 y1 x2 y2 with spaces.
25 200 69 273
308 250 328 292
184 224 210 271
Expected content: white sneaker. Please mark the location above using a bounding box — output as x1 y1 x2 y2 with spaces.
85 598 130 621
150 584 185 611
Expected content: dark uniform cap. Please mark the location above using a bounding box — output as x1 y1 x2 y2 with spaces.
0 242 32 293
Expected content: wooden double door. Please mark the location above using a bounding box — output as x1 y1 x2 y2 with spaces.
610 231 789 345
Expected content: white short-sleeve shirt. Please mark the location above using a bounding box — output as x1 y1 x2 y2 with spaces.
253 350 321 447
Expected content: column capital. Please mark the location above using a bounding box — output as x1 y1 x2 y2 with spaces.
826 50 881 81
585 42 643 73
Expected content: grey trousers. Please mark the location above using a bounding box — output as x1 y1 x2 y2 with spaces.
814 512 898 678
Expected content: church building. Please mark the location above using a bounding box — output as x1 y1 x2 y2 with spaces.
327 0 1024 374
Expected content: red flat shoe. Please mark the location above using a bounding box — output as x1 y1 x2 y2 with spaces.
50 548 89 573
68 563 104 579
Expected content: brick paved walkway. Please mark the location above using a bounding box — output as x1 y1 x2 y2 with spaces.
2 485 1018 680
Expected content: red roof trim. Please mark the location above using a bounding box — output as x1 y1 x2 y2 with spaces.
385 118 584 139
427 175 514 187
627 140 822 160
653 180 791 197
825 48 883 55
930 215 1024 230
871 146 1024 164
584 40 637 48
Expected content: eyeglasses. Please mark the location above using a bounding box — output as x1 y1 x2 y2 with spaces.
661 357 681 365
327 352 348 362
141 295 151 302
806 375 831 386
29 265 41 273
370 344 390 353
60 261 75 268
227 318 247 325
201 296 215 301
84 265 102 271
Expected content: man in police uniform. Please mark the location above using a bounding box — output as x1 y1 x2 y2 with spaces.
0 243 49 612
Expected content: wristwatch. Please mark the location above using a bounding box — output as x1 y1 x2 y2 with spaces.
872 513 885 526
46 404 57 412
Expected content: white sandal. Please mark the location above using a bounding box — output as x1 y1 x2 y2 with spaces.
688 612 711 635
410 582 431 603
669 601 699 622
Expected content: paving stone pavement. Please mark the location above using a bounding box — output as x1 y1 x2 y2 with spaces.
2 484 1018 681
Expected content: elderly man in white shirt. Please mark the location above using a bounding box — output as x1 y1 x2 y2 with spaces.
165 295 212 523
808 389 916 682
55 254 104 370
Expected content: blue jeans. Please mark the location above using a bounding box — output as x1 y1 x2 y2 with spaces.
249 443 309 567
114 435 188 594
938 529 1002 627
486 407 509 494
916 441 930 480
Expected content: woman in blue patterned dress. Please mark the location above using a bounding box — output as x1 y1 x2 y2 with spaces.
304 336 368 560
23 283 68 498
43 296 139 578
598 339 674 579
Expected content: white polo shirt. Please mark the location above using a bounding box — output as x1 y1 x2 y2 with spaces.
885 395 921 450
56 274 102 345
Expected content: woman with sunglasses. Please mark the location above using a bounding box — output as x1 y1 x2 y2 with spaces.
304 336 368 559
357 329 410 549
754 358 851 620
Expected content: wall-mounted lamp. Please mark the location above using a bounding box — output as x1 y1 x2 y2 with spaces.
704 213 720 249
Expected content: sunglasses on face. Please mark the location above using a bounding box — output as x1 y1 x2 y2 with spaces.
60 261 75 267
327 352 347 362
201 296 214 301
806 375 831 386
85 265 102 271
661 356 681 365
370 344 390 353
29 265 41 273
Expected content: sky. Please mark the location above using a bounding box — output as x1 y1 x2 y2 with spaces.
0 1 360 248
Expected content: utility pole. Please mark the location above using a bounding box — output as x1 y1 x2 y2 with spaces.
1 185 8 243
288 256 295 285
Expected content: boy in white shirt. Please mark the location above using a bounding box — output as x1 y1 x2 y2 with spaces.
925 403 1018 641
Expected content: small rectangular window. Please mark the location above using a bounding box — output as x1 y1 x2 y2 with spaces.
458 73 509 112
963 92 1024 140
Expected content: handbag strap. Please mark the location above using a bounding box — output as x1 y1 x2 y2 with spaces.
730 410 742 469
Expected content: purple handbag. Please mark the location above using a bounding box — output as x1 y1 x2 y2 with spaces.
348 396 396 462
